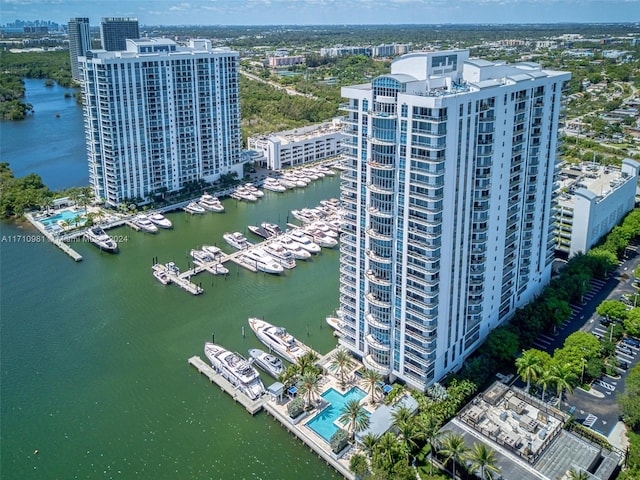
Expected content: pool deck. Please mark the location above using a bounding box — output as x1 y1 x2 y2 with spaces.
25 212 83 261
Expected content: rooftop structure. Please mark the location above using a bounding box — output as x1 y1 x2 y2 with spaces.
442 382 620 480
556 159 640 257
247 120 344 171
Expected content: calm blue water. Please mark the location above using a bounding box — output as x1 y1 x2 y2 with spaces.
0 78 87 190
306 387 367 442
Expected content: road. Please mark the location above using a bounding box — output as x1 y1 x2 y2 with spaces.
521 243 640 440
239 69 318 100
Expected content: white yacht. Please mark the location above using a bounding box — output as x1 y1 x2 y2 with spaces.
291 209 318 224
202 245 223 257
191 248 228 274
264 242 296 269
149 212 173 229
223 232 250 250
242 248 284 274
84 226 118 253
248 318 310 364
278 235 312 260
303 228 338 248
278 177 298 190
132 214 158 233
198 194 225 212
152 264 170 285
312 220 338 238
289 229 321 254
262 177 286 193
204 343 265 400
190 248 216 264
261 222 282 238
184 202 206 214
232 186 257 202
282 173 307 188
244 183 264 198
248 348 285 378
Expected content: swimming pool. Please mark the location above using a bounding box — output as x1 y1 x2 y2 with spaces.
306 387 367 442
41 209 87 226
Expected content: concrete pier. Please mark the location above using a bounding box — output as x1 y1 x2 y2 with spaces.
25 213 83 262
188 356 265 415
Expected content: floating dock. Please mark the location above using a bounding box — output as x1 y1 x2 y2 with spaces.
188 356 265 415
153 263 203 295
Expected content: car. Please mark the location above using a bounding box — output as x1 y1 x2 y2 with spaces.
622 337 640 348
619 361 629 370
618 345 633 354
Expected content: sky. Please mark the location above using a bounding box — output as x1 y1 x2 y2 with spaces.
1 0 638 26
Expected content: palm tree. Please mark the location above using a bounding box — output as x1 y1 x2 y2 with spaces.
438 431 469 479
467 442 500 480
515 349 542 391
420 413 443 475
338 398 369 440
329 347 353 389
298 371 320 407
391 405 413 427
394 417 423 461
278 364 299 390
536 368 556 403
359 432 379 458
296 351 320 376
360 368 383 403
551 362 576 405
567 467 590 480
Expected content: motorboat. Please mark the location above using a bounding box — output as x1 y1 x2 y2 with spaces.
317 166 335 176
132 214 158 233
248 348 285 379
277 177 298 190
262 177 286 193
202 245 223 257
223 232 250 250
291 208 318 224
282 173 307 188
148 212 173 229
84 226 118 253
244 183 264 198
303 228 338 248
289 229 321 253
326 315 344 335
165 261 180 275
248 318 310 364
248 225 270 239
191 248 216 264
264 242 296 269
152 264 170 285
261 222 282 238
278 235 312 260
311 220 338 238
184 202 206 214
198 194 225 212
232 186 257 202
242 248 284 274
204 343 265 400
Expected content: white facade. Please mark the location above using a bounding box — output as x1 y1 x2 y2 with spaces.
339 50 570 390
557 159 639 257
80 39 242 206
247 120 344 170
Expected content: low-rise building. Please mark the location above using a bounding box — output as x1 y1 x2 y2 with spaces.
556 159 640 257
247 120 344 170
268 55 304 68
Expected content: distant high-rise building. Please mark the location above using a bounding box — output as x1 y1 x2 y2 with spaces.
100 17 139 51
79 39 242 207
338 50 570 390
67 17 91 82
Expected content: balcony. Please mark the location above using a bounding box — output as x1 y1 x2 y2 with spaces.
367 182 394 195
365 313 391 330
368 206 394 219
367 160 394 171
366 249 392 264
363 354 391 375
366 269 391 286
366 334 391 352
367 228 392 241
365 292 390 308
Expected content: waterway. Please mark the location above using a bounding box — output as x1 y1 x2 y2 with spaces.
0 81 341 480
0 78 88 190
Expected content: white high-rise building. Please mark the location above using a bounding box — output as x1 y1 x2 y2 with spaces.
339 50 570 390
80 38 242 207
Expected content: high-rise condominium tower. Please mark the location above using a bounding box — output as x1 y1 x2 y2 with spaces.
80 38 242 207
68 17 91 82
100 17 139 51
339 50 570 390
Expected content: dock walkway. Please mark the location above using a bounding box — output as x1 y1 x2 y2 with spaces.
188 356 264 415
25 213 83 262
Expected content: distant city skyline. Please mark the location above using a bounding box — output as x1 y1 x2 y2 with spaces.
1 0 638 27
